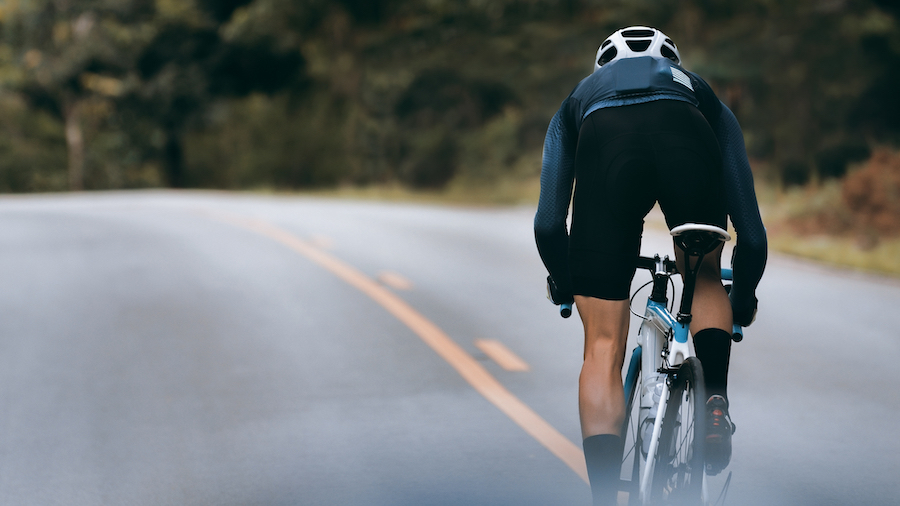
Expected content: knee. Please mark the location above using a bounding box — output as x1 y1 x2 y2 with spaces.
583 337 626 370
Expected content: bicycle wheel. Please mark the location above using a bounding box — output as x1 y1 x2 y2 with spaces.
651 357 706 504
619 346 642 503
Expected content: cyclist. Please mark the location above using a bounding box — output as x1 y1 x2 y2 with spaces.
534 27 766 505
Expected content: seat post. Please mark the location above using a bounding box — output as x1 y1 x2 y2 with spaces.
669 224 730 325
677 248 706 324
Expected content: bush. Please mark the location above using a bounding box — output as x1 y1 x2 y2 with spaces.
397 131 459 188
184 92 350 189
0 94 67 192
842 148 900 235
781 159 811 187
391 69 518 188
815 142 871 180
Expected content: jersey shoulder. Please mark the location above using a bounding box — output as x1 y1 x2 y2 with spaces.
684 69 723 123
684 69 717 98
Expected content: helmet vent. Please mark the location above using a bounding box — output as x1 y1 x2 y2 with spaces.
665 38 675 47
661 45 679 63
622 29 655 37
625 40 652 52
601 39 612 49
597 47 617 66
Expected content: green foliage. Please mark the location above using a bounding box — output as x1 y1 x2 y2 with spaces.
0 93 66 192
389 69 519 187
184 91 349 189
0 0 897 192
667 0 900 185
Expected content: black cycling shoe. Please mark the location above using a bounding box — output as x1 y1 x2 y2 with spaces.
705 395 735 475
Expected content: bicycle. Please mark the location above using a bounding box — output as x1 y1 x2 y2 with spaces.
560 223 741 505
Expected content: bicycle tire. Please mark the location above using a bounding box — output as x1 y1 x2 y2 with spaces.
651 356 706 504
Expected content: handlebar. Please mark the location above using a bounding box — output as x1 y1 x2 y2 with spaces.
636 255 733 281
632 256 743 342
636 255 678 274
732 324 743 342
552 258 743 338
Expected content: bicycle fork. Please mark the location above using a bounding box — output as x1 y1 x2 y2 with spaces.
636 304 692 504
636 307 670 504
639 379 670 503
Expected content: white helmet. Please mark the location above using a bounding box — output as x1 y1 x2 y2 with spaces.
594 26 681 71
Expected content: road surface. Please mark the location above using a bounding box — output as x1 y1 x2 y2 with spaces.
0 191 897 505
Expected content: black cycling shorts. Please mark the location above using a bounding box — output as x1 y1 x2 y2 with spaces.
569 99 726 300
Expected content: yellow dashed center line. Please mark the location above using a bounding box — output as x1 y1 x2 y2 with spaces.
209 211 588 484
309 234 334 249
475 339 531 372
377 271 414 290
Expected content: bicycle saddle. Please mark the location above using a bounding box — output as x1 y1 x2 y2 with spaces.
670 223 731 255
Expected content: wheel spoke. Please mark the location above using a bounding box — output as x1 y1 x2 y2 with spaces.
651 358 705 504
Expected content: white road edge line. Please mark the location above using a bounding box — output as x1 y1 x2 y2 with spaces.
207 211 588 484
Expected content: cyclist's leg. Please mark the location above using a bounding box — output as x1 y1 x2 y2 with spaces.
652 101 733 400
684 248 736 473
576 296 629 506
655 101 736 473
570 106 656 506
676 243 732 333
571 106 655 438
575 296 630 438
675 244 733 400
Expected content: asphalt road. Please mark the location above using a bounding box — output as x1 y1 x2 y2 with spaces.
0 191 897 505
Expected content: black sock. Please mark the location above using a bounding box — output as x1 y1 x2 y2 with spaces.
582 434 623 506
693 328 732 400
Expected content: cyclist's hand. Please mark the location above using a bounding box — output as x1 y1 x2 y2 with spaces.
546 276 574 306
730 291 758 327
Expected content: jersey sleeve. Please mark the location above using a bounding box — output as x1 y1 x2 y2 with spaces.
714 101 767 305
689 71 724 127
534 98 578 297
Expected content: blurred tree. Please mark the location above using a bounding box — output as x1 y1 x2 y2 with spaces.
2 0 153 190
196 0 254 23
392 69 518 187
658 0 898 184
0 0 898 192
0 93 68 192
127 1 307 187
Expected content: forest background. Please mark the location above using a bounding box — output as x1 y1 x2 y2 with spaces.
1 0 899 270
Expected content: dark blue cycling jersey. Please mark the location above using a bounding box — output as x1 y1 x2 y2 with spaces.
534 56 766 310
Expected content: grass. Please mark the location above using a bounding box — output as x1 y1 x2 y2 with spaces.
768 233 900 275
275 171 900 277
755 175 900 276
294 173 543 207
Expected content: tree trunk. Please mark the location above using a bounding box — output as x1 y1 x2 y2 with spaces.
64 100 85 191
163 127 185 188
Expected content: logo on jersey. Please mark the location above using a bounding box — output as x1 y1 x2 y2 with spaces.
671 67 694 91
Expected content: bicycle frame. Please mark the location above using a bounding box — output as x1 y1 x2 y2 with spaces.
558 224 741 504
635 280 683 501
629 261 740 504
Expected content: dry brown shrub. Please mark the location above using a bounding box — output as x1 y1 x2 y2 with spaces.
842 148 900 236
781 182 853 236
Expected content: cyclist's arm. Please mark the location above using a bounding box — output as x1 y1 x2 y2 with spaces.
714 101 767 323
534 99 578 302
